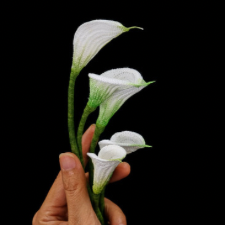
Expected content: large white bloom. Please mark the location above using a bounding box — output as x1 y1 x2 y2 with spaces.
87 145 126 194
99 131 152 154
72 20 142 72
87 68 142 108
90 68 155 126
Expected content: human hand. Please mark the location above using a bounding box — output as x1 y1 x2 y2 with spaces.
32 124 130 225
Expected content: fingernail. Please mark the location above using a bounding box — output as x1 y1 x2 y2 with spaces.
90 124 96 129
59 153 76 170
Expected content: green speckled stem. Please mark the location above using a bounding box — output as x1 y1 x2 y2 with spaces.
93 193 105 225
88 161 94 192
88 124 106 188
68 68 80 157
99 172 113 217
77 104 96 168
100 186 106 215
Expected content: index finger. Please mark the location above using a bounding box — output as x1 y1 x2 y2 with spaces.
82 124 96 166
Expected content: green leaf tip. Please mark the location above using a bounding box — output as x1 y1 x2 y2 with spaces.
129 80 156 87
146 80 156 86
130 144 152 148
123 26 144 32
128 26 144 30
145 145 152 148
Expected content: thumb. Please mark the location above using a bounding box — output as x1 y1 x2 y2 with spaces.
59 152 95 224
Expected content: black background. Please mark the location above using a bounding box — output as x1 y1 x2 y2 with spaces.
4 1 220 224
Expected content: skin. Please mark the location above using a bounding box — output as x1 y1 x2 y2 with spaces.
33 124 131 225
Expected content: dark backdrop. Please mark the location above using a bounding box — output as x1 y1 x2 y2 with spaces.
4 1 219 224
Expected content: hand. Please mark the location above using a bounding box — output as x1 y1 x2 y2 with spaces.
33 124 131 225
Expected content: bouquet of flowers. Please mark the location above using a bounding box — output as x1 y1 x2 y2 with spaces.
68 19 155 224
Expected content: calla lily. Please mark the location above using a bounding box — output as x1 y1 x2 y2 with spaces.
91 68 155 127
99 131 152 154
69 20 141 161
87 68 139 108
87 145 126 194
72 20 142 72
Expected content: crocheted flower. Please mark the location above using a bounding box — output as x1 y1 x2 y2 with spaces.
87 68 140 108
99 131 152 154
87 145 126 194
91 68 155 127
72 20 142 72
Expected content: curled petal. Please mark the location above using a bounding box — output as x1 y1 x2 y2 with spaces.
96 81 154 127
87 145 126 194
99 131 152 154
88 68 155 127
72 20 142 71
98 144 127 160
87 68 151 108
100 68 145 85
87 73 129 108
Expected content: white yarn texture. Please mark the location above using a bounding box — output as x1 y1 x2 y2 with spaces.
88 68 147 108
99 131 151 154
72 20 129 71
93 68 154 126
87 145 126 194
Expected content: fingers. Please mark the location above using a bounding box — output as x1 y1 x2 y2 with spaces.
104 198 127 225
41 171 66 206
109 162 131 183
59 152 98 224
81 124 95 166
35 171 68 222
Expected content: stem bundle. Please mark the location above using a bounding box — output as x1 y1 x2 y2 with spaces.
68 71 106 223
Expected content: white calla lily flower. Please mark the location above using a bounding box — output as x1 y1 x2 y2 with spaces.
87 68 137 108
90 68 155 126
87 145 126 194
72 20 142 72
99 131 152 154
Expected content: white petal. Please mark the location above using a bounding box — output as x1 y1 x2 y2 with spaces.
89 73 131 86
87 68 148 108
101 68 144 85
98 145 126 160
111 131 145 144
94 68 154 126
96 85 145 127
87 152 121 194
72 20 137 71
99 131 151 154
98 140 113 150
88 72 130 108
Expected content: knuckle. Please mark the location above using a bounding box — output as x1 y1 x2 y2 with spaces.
32 211 43 225
32 209 56 225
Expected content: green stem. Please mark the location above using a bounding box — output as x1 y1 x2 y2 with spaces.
88 160 94 192
93 193 105 225
100 186 106 216
88 124 105 188
68 68 80 157
99 173 113 218
77 104 96 168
